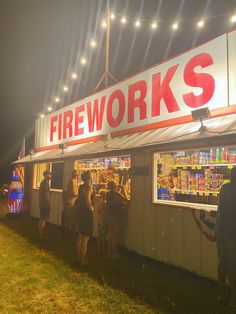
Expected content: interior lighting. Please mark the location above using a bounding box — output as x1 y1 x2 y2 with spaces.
121 17 127 24
135 20 141 28
101 20 107 28
90 39 97 48
197 20 204 28
110 13 115 20
80 57 87 65
71 73 77 79
151 22 157 29
231 15 236 23
172 23 178 30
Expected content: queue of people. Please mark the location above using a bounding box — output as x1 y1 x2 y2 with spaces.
38 169 129 266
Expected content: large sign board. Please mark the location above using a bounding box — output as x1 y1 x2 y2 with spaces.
35 33 231 150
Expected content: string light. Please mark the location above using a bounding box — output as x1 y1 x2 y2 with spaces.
197 20 204 28
80 57 87 65
231 15 236 23
151 22 158 29
90 39 97 48
44 11 236 113
135 20 141 28
172 23 178 30
71 72 77 80
40 114 45 118
121 17 127 24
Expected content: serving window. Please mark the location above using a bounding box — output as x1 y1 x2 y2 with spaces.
153 147 236 209
33 161 64 190
74 155 131 198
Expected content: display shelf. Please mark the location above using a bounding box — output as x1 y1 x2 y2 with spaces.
172 188 219 196
171 164 236 169
77 167 130 171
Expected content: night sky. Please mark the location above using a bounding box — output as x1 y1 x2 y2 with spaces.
0 0 236 183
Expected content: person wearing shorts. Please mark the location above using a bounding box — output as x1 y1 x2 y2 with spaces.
106 180 129 259
216 168 236 308
38 170 52 240
97 189 108 255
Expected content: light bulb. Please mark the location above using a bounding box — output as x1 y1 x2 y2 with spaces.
135 20 141 28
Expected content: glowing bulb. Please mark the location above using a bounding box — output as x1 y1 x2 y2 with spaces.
135 20 141 28
55 97 60 103
231 15 236 23
71 72 77 79
172 23 178 30
197 20 204 28
121 17 127 24
90 39 97 48
151 22 157 29
40 114 45 118
47 106 52 112
110 13 115 20
63 86 68 92
80 57 87 65
101 20 107 28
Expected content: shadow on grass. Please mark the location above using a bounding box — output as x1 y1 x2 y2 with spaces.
0 205 231 314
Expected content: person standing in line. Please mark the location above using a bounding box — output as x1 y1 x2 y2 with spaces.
107 180 129 259
97 189 108 255
38 170 52 240
75 170 94 266
216 167 236 309
62 170 79 234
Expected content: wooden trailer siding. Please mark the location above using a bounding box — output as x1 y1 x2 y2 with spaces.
30 188 63 226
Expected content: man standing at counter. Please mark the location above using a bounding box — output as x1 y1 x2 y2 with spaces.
38 170 52 240
216 168 236 308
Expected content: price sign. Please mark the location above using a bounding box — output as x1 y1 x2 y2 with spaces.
197 166 202 170
213 192 218 197
228 165 233 169
191 166 196 169
183 166 187 169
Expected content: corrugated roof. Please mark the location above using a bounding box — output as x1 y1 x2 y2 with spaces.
14 113 236 164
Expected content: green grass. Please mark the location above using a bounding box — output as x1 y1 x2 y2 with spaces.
0 199 232 313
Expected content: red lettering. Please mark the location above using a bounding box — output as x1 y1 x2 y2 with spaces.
75 105 84 136
63 110 73 139
107 90 125 128
50 116 57 142
58 114 62 140
183 53 215 108
128 80 147 123
86 96 106 132
152 64 179 117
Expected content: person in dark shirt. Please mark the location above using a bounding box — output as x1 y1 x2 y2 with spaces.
216 168 236 308
74 170 94 266
107 180 129 259
38 170 52 240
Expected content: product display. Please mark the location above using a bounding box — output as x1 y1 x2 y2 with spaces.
75 156 131 198
155 147 235 206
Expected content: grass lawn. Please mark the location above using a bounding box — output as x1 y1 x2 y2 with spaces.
0 199 232 313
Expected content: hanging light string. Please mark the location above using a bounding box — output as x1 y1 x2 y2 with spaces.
39 11 236 118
